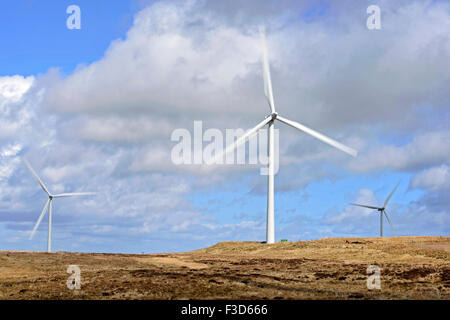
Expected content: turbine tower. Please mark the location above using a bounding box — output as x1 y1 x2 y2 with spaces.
24 159 96 252
215 27 358 244
350 182 400 237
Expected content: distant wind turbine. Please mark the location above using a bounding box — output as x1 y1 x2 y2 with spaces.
351 182 400 237
214 27 358 244
24 159 96 252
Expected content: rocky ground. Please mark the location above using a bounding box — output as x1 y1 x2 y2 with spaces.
0 236 448 299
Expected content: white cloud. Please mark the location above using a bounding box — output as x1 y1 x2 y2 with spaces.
0 75 34 106
0 144 22 181
348 130 450 173
410 165 450 191
35 0 450 182
0 75 35 138
41 165 84 184
326 188 379 225
44 2 263 118
0 143 22 158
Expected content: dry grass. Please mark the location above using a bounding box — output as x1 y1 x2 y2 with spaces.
0 236 448 299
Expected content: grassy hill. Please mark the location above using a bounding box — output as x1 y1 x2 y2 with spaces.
0 236 448 299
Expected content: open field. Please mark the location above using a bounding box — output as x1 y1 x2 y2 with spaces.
0 236 449 299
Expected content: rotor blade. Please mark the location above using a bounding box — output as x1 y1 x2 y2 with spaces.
214 117 272 163
24 159 50 196
276 115 358 157
259 26 275 113
29 199 50 240
383 210 396 235
384 181 400 208
53 192 96 198
350 203 380 210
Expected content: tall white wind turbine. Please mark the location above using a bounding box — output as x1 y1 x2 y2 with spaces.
24 159 96 252
350 182 400 237
215 27 358 244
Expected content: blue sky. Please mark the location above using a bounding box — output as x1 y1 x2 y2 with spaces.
0 0 144 76
0 0 449 253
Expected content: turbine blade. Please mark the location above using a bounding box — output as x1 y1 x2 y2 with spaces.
214 117 272 163
350 203 380 210
384 181 400 208
24 159 50 196
53 192 96 198
29 199 50 240
259 26 275 113
276 115 358 157
384 210 396 235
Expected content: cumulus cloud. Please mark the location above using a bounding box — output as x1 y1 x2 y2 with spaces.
348 130 450 173
0 75 34 105
44 1 263 117
325 188 379 225
410 165 450 191
39 0 450 177
0 75 35 138
0 144 22 181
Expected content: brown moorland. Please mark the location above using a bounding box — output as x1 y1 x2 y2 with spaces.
0 236 448 299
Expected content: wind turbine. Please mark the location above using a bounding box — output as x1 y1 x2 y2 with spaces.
214 27 358 244
24 159 96 252
350 182 400 237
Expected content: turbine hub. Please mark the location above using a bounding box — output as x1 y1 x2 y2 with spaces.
265 112 278 120
269 112 278 120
